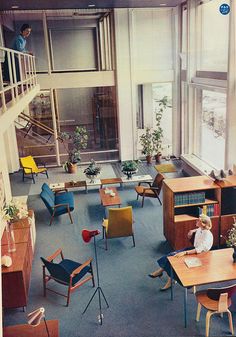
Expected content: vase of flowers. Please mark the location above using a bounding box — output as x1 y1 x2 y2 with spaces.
226 217 236 263
84 159 101 183
1 200 28 253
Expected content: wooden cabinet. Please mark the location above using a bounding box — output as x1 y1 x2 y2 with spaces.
216 175 236 244
163 176 220 250
1 211 34 309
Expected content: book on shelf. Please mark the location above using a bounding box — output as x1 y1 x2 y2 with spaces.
184 257 202 268
213 203 220 216
174 191 205 206
198 204 219 217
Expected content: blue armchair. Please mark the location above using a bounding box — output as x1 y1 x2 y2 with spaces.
41 248 95 306
40 183 74 225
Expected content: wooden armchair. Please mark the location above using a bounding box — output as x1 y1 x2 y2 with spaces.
135 173 164 207
41 248 95 307
20 155 48 184
195 284 236 337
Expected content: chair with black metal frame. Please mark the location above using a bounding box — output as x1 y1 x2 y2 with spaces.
20 155 49 184
195 283 236 337
41 248 95 307
135 173 164 207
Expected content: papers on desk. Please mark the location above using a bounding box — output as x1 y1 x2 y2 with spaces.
50 183 65 189
184 257 202 268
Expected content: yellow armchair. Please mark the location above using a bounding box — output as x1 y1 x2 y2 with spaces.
20 156 49 184
102 206 135 250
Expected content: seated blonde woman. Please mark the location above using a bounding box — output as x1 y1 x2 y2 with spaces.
149 214 213 291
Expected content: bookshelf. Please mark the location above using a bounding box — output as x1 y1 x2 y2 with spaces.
215 175 236 245
163 176 221 250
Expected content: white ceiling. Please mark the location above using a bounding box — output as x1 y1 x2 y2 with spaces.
0 0 184 11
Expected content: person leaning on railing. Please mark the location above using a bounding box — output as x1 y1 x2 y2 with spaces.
148 214 213 291
3 23 32 82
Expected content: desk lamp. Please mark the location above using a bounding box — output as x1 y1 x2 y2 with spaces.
27 307 50 337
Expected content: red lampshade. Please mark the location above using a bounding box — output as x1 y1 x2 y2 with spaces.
82 229 100 243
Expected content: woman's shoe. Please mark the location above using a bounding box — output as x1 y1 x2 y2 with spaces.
160 279 172 291
148 272 163 278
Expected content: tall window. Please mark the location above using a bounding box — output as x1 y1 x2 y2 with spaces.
196 90 226 169
197 0 229 72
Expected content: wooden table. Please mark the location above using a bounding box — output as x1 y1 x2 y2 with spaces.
99 187 121 207
168 248 236 327
3 319 59 337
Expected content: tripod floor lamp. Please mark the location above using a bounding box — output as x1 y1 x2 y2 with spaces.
82 229 109 325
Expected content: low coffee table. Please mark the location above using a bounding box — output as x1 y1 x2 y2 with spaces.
99 187 121 207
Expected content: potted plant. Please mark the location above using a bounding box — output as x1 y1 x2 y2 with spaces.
139 127 153 164
121 160 139 179
59 126 88 173
152 96 170 163
84 159 101 183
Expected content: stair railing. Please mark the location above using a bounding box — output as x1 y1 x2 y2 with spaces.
0 46 37 113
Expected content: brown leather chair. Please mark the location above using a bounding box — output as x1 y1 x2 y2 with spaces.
195 284 236 337
135 173 164 207
41 248 95 306
102 206 135 250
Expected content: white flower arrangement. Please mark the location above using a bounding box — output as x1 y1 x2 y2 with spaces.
0 200 28 223
226 217 236 248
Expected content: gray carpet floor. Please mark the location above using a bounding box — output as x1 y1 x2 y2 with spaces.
4 161 236 336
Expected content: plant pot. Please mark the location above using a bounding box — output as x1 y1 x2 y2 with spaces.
154 153 162 164
67 163 77 174
86 174 97 183
123 170 137 180
146 155 152 164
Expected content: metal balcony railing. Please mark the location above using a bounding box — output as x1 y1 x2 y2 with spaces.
0 46 37 113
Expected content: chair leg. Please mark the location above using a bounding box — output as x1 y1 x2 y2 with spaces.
49 215 54 226
205 311 213 337
132 234 135 247
157 195 162 205
142 195 145 207
66 286 71 307
227 309 234 335
102 227 105 239
196 303 201 321
136 193 139 200
68 210 73 224
32 173 35 184
46 170 49 179
22 171 25 182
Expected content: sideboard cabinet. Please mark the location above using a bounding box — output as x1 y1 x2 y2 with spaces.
1 210 34 309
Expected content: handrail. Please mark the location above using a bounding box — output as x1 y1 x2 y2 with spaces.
0 46 37 113
20 112 54 135
15 121 54 145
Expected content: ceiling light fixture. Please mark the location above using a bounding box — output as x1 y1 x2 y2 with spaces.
160 3 167 5
88 4 96 7
11 5 19 9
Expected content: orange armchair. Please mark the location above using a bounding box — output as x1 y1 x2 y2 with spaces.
135 173 164 207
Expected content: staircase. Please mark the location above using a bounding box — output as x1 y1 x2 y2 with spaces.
15 112 57 163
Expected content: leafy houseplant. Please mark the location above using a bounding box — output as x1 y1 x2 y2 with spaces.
152 95 171 162
122 160 139 179
59 126 88 173
84 159 101 183
139 127 154 164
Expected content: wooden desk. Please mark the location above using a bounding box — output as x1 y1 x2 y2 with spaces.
99 187 121 207
168 248 236 327
3 319 59 337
